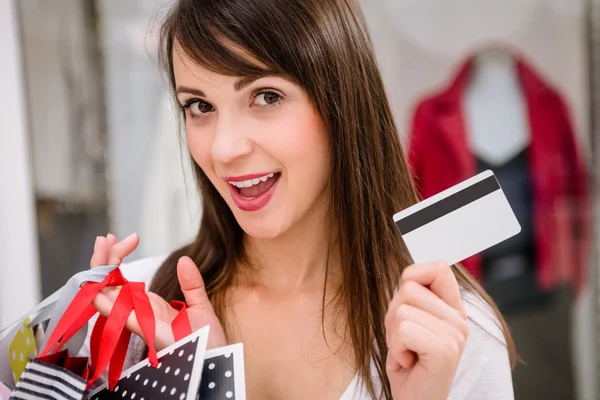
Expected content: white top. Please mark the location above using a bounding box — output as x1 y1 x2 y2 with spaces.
79 256 515 399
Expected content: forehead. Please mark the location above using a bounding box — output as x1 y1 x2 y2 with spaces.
172 39 270 79
172 47 228 88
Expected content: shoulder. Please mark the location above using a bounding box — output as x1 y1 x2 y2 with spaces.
119 254 169 288
449 290 514 399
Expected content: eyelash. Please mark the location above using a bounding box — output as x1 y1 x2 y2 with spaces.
181 90 284 120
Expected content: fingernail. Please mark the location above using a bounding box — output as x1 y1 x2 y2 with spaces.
94 236 100 250
123 233 137 242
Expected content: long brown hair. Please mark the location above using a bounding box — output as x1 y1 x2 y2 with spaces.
150 0 516 398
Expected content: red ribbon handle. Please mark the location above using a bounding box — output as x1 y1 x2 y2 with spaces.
170 300 193 342
40 268 127 357
40 268 159 391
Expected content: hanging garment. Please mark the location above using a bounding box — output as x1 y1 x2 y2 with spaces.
407 52 590 293
476 148 547 311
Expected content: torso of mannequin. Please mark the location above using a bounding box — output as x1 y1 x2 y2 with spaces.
463 53 530 166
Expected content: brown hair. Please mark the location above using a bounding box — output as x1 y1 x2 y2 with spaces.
150 0 516 398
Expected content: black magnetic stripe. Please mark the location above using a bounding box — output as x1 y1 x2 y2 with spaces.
396 175 500 234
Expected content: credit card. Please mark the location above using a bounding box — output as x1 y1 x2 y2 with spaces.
393 170 521 266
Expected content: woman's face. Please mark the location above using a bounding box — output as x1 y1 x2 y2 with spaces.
173 47 331 239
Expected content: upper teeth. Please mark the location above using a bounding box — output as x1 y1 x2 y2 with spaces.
229 173 275 188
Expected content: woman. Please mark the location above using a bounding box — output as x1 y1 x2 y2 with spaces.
88 0 516 398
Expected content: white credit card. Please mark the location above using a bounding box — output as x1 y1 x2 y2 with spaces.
393 170 521 266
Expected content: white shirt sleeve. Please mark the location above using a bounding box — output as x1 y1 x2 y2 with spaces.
448 290 515 400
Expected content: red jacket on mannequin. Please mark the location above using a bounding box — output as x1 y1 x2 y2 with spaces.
408 53 590 292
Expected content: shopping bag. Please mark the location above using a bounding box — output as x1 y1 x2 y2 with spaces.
198 343 246 400
89 301 247 400
9 350 88 400
0 382 12 399
38 268 159 391
88 325 210 400
4 265 158 396
7 318 37 384
0 266 118 386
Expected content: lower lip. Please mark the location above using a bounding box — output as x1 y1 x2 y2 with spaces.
228 175 280 212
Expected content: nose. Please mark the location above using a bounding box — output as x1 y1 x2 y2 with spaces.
210 113 254 164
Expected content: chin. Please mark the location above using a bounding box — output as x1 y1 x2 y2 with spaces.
235 216 289 240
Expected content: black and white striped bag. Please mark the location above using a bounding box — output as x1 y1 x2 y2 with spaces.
9 350 87 400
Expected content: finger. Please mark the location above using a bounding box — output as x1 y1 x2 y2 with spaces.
386 281 466 333
389 320 446 366
92 291 175 351
177 257 214 313
106 233 118 249
92 291 144 337
401 262 465 314
90 236 110 268
108 233 140 265
92 291 115 319
100 286 121 303
386 347 415 372
387 304 467 349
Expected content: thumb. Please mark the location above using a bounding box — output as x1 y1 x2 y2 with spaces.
177 256 215 314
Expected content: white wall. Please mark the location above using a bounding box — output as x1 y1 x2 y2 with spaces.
99 0 200 259
99 0 170 255
0 0 42 327
359 1 594 399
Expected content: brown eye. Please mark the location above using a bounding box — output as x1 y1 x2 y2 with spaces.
190 101 213 115
255 91 281 106
185 100 214 118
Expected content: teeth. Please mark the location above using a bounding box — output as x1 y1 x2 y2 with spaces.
229 173 275 188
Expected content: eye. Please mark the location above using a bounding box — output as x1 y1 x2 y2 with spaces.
184 100 214 119
253 91 282 108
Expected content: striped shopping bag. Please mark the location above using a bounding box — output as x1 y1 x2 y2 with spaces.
8 267 159 399
10 350 88 400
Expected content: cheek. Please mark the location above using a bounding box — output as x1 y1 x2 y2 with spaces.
185 127 222 188
291 112 329 172
273 109 330 191
273 108 329 164
186 128 211 169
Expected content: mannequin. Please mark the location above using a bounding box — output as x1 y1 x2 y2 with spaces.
464 50 530 166
463 49 537 302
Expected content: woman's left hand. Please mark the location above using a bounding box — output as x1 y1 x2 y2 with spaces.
385 262 469 400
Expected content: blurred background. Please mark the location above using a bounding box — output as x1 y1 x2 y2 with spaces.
0 0 599 398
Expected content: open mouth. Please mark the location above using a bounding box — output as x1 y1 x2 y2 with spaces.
228 172 281 200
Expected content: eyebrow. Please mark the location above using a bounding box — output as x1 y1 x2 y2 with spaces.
176 75 268 97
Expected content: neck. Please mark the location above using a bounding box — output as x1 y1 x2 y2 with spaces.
469 53 518 90
239 196 340 294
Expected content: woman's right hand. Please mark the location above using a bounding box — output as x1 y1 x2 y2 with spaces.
89 233 227 351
